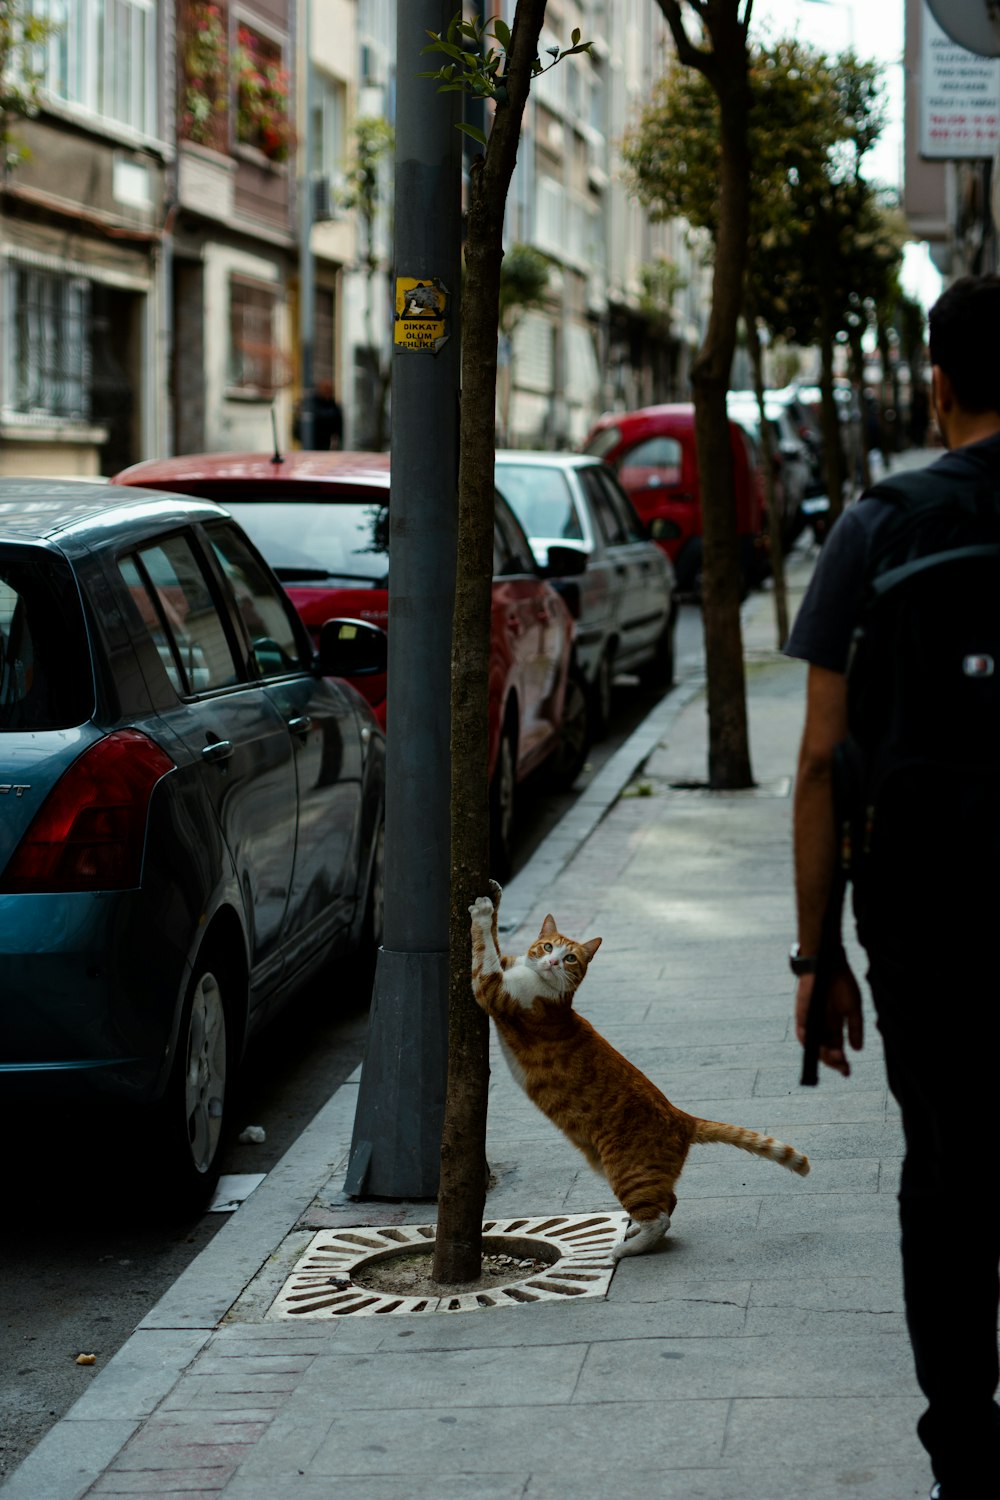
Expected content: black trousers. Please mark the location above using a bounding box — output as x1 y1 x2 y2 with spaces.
868 956 1000 1495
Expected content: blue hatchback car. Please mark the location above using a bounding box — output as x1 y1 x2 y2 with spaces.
0 480 386 1210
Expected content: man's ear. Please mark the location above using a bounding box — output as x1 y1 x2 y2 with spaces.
932 364 952 414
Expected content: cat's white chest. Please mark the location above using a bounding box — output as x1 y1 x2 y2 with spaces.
502 960 543 1007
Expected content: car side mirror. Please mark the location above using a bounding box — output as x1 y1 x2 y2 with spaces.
317 617 387 677
648 516 682 542
544 543 588 577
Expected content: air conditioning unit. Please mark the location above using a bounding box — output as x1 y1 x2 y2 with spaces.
312 176 338 222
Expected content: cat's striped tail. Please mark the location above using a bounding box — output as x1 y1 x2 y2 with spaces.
692 1119 810 1176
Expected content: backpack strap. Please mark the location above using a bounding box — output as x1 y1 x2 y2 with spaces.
871 541 1000 598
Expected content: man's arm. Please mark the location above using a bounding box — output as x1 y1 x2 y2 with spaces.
793 663 864 1077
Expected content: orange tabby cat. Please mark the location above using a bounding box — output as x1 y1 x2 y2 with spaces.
470 882 810 1258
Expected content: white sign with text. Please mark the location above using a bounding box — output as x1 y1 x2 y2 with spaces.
920 4 1000 158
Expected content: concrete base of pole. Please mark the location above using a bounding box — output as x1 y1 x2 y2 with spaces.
345 947 449 1200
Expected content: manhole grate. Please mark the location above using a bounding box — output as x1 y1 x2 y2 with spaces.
267 1212 629 1318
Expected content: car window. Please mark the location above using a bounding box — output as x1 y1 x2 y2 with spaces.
0 549 92 730
495 464 584 542
223 497 390 585
618 436 683 488
578 467 625 546
119 535 241 697
593 467 647 544
208 524 308 679
494 494 537 577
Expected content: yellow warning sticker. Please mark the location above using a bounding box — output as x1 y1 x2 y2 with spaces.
394 276 449 353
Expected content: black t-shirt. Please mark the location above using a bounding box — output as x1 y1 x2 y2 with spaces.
785 433 1000 673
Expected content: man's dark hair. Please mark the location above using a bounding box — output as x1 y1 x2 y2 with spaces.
928 274 1000 413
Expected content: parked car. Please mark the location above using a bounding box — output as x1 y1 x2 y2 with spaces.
0 479 387 1212
582 403 767 596
113 452 590 878
725 391 815 550
494 451 677 735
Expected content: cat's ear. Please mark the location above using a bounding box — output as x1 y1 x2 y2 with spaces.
539 914 558 937
581 937 602 962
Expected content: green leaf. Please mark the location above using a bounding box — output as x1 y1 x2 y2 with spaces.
457 120 488 148
493 18 511 48
571 28 581 45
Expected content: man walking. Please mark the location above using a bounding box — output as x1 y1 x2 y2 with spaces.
786 275 1000 1500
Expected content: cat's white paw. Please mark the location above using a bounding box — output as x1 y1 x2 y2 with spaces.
613 1212 671 1260
469 896 495 921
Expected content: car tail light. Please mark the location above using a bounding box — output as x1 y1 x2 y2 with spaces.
0 729 175 894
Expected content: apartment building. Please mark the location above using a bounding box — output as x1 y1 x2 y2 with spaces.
0 1 698 475
0 0 170 477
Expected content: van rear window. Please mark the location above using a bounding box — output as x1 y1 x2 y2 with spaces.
0 550 92 730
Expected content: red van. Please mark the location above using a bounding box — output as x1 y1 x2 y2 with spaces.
582 403 767 595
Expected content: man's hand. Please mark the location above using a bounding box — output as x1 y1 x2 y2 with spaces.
795 964 864 1077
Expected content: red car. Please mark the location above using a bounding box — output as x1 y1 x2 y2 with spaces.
113 451 589 875
582 403 767 595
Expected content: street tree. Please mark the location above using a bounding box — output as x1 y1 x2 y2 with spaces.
419 6 591 1285
624 35 891 632
647 0 755 789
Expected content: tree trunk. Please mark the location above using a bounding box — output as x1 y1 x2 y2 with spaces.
818 311 846 525
686 17 754 791
433 0 549 1287
747 311 789 649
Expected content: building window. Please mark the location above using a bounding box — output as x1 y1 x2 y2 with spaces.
234 22 293 162
314 286 335 388
35 0 158 139
4 263 91 422
229 276 280 397
310 69 346 182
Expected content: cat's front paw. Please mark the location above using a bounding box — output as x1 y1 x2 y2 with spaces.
488 879 503 909
469 895 495 923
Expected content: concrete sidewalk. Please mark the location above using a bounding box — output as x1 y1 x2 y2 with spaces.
2 549 931 1500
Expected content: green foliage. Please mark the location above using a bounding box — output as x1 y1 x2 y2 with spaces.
0 0 59 171
339 116 395 273
498 242 551 332
637 257 687 333
419 9 592 149
622 38 900 352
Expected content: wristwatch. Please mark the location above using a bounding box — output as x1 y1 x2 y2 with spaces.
789 943 819 976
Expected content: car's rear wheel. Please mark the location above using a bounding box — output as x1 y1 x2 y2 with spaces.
156 951 234 1215
489 716 518 881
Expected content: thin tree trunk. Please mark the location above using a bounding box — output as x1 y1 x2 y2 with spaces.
434 0 549 1287
658 0 754 790
818 313 846 525
747 310 789 649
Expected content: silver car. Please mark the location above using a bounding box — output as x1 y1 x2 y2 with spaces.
495 452 677 736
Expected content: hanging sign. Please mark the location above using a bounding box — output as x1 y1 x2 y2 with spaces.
393 277 449 353
920 6 1000 158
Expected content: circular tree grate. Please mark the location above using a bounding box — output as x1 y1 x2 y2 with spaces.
267 1212 629 1318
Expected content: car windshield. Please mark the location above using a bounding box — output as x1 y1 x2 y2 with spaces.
222 498 390 585
0 549 93 730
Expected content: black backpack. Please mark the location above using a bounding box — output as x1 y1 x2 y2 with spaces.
836 466 1000 940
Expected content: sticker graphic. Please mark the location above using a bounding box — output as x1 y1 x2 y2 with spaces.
394 276 449 353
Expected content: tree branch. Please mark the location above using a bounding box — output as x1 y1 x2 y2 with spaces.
655 0 714 75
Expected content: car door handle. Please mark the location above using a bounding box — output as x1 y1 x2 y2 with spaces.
287 715 313 739
202 738 233 764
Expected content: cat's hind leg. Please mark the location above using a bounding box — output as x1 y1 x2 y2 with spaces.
613 1212 671 1260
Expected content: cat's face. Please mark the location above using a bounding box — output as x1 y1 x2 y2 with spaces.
524 914 602 997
